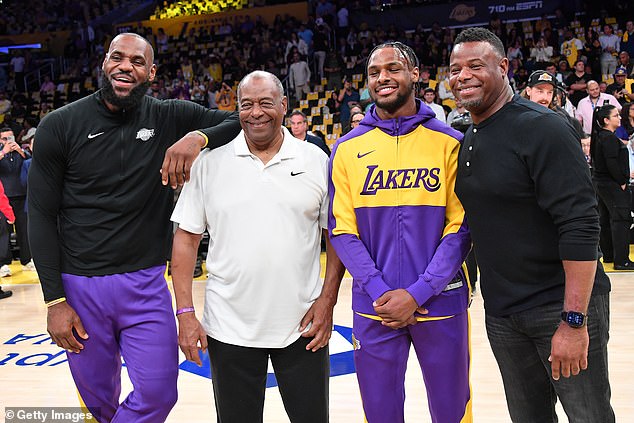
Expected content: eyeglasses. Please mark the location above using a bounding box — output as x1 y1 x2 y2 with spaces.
351 120 363 124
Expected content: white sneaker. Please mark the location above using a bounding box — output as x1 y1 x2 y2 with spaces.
0 265 11 277
22 260 36 272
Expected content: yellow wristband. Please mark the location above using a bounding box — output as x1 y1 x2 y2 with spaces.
194 130 208 149
46 297 67 308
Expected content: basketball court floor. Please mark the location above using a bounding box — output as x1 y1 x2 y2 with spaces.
1 257 632 422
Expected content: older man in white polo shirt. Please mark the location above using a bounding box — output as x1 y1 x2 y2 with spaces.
170 70 344 423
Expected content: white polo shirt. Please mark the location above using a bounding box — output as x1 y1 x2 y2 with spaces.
171 127 329 348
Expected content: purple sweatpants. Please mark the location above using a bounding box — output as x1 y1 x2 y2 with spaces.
353 312 472 423
62 265 178 423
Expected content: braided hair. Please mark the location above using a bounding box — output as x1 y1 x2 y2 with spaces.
367 41 421 94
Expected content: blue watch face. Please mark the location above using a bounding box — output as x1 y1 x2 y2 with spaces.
563 311 586 327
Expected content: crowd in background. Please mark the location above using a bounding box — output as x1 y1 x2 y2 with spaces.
0 1 632 149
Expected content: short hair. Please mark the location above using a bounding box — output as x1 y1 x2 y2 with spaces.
237 70 284 102
0 127 13 134
289 110 307 121
367 41 420 72
454 27 505 58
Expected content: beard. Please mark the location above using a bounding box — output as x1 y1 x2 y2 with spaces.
101 73 150 110
371 81 414 115
457 95 483 112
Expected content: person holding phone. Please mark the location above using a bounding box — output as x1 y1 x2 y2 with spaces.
0 127 31 277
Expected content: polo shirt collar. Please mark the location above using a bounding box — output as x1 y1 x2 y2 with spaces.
234 126 299 161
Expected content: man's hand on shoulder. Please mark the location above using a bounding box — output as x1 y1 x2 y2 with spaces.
161 131 206 189
47 301 89 354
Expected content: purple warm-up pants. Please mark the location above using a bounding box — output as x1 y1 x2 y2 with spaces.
62 265 178 423
353 311 472 423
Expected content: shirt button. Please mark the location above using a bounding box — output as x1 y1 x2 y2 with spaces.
466 161 470 167
468 146 473 151
473 128 477 133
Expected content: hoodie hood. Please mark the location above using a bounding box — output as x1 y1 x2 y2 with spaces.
339 98 463 143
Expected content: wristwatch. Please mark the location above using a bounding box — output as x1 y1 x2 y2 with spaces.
561 311 587 328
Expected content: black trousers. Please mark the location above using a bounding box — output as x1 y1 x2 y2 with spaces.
4 196 30 265
0 215 10 264
207 335 329 423
596 182 632 265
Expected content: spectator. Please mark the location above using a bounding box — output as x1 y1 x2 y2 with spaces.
324 49 345 91
591 104 633 270
285 33 308 63
418 66 437 92
147 80 168 100
616 102 634 142
583 30 603 81
215 82 237 111
0 92 11 117
313 25 328 82
9 51 26 93
155 28 169 55
336 3 349 36
324 90 340 119
337 77 359 126
545 62 564 84
288 110 331 156
599 24 620 76
557 59 571 79
576 80 622 134
606 67 634 105
422 87 446 123
561 29 584 69
437 76 456 110
0 126 32 275
17 117 37 149
621 21 634 58
531 37 554 64
0 177 15 290
349 111 364 130
565 59 592 107
39 75 56 96
618 51 633 75
288 52 311 104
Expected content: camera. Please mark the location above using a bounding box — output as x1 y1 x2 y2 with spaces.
450 112 473 133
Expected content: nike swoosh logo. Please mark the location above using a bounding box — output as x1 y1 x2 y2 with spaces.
290 171 305 176
88 132 105 139
357 150 376 159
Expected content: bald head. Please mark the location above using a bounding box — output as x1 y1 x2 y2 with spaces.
237 71 284 102
108 33 154 64
587 80 600 99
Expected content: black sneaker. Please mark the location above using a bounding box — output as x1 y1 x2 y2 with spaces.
613 261 634 271
0 289 12 300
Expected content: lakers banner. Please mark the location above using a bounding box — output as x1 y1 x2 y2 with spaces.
351 0 562 29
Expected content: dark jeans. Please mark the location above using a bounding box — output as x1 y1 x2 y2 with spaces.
207 335 329 423
596 182 631 265
485 294 614 423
